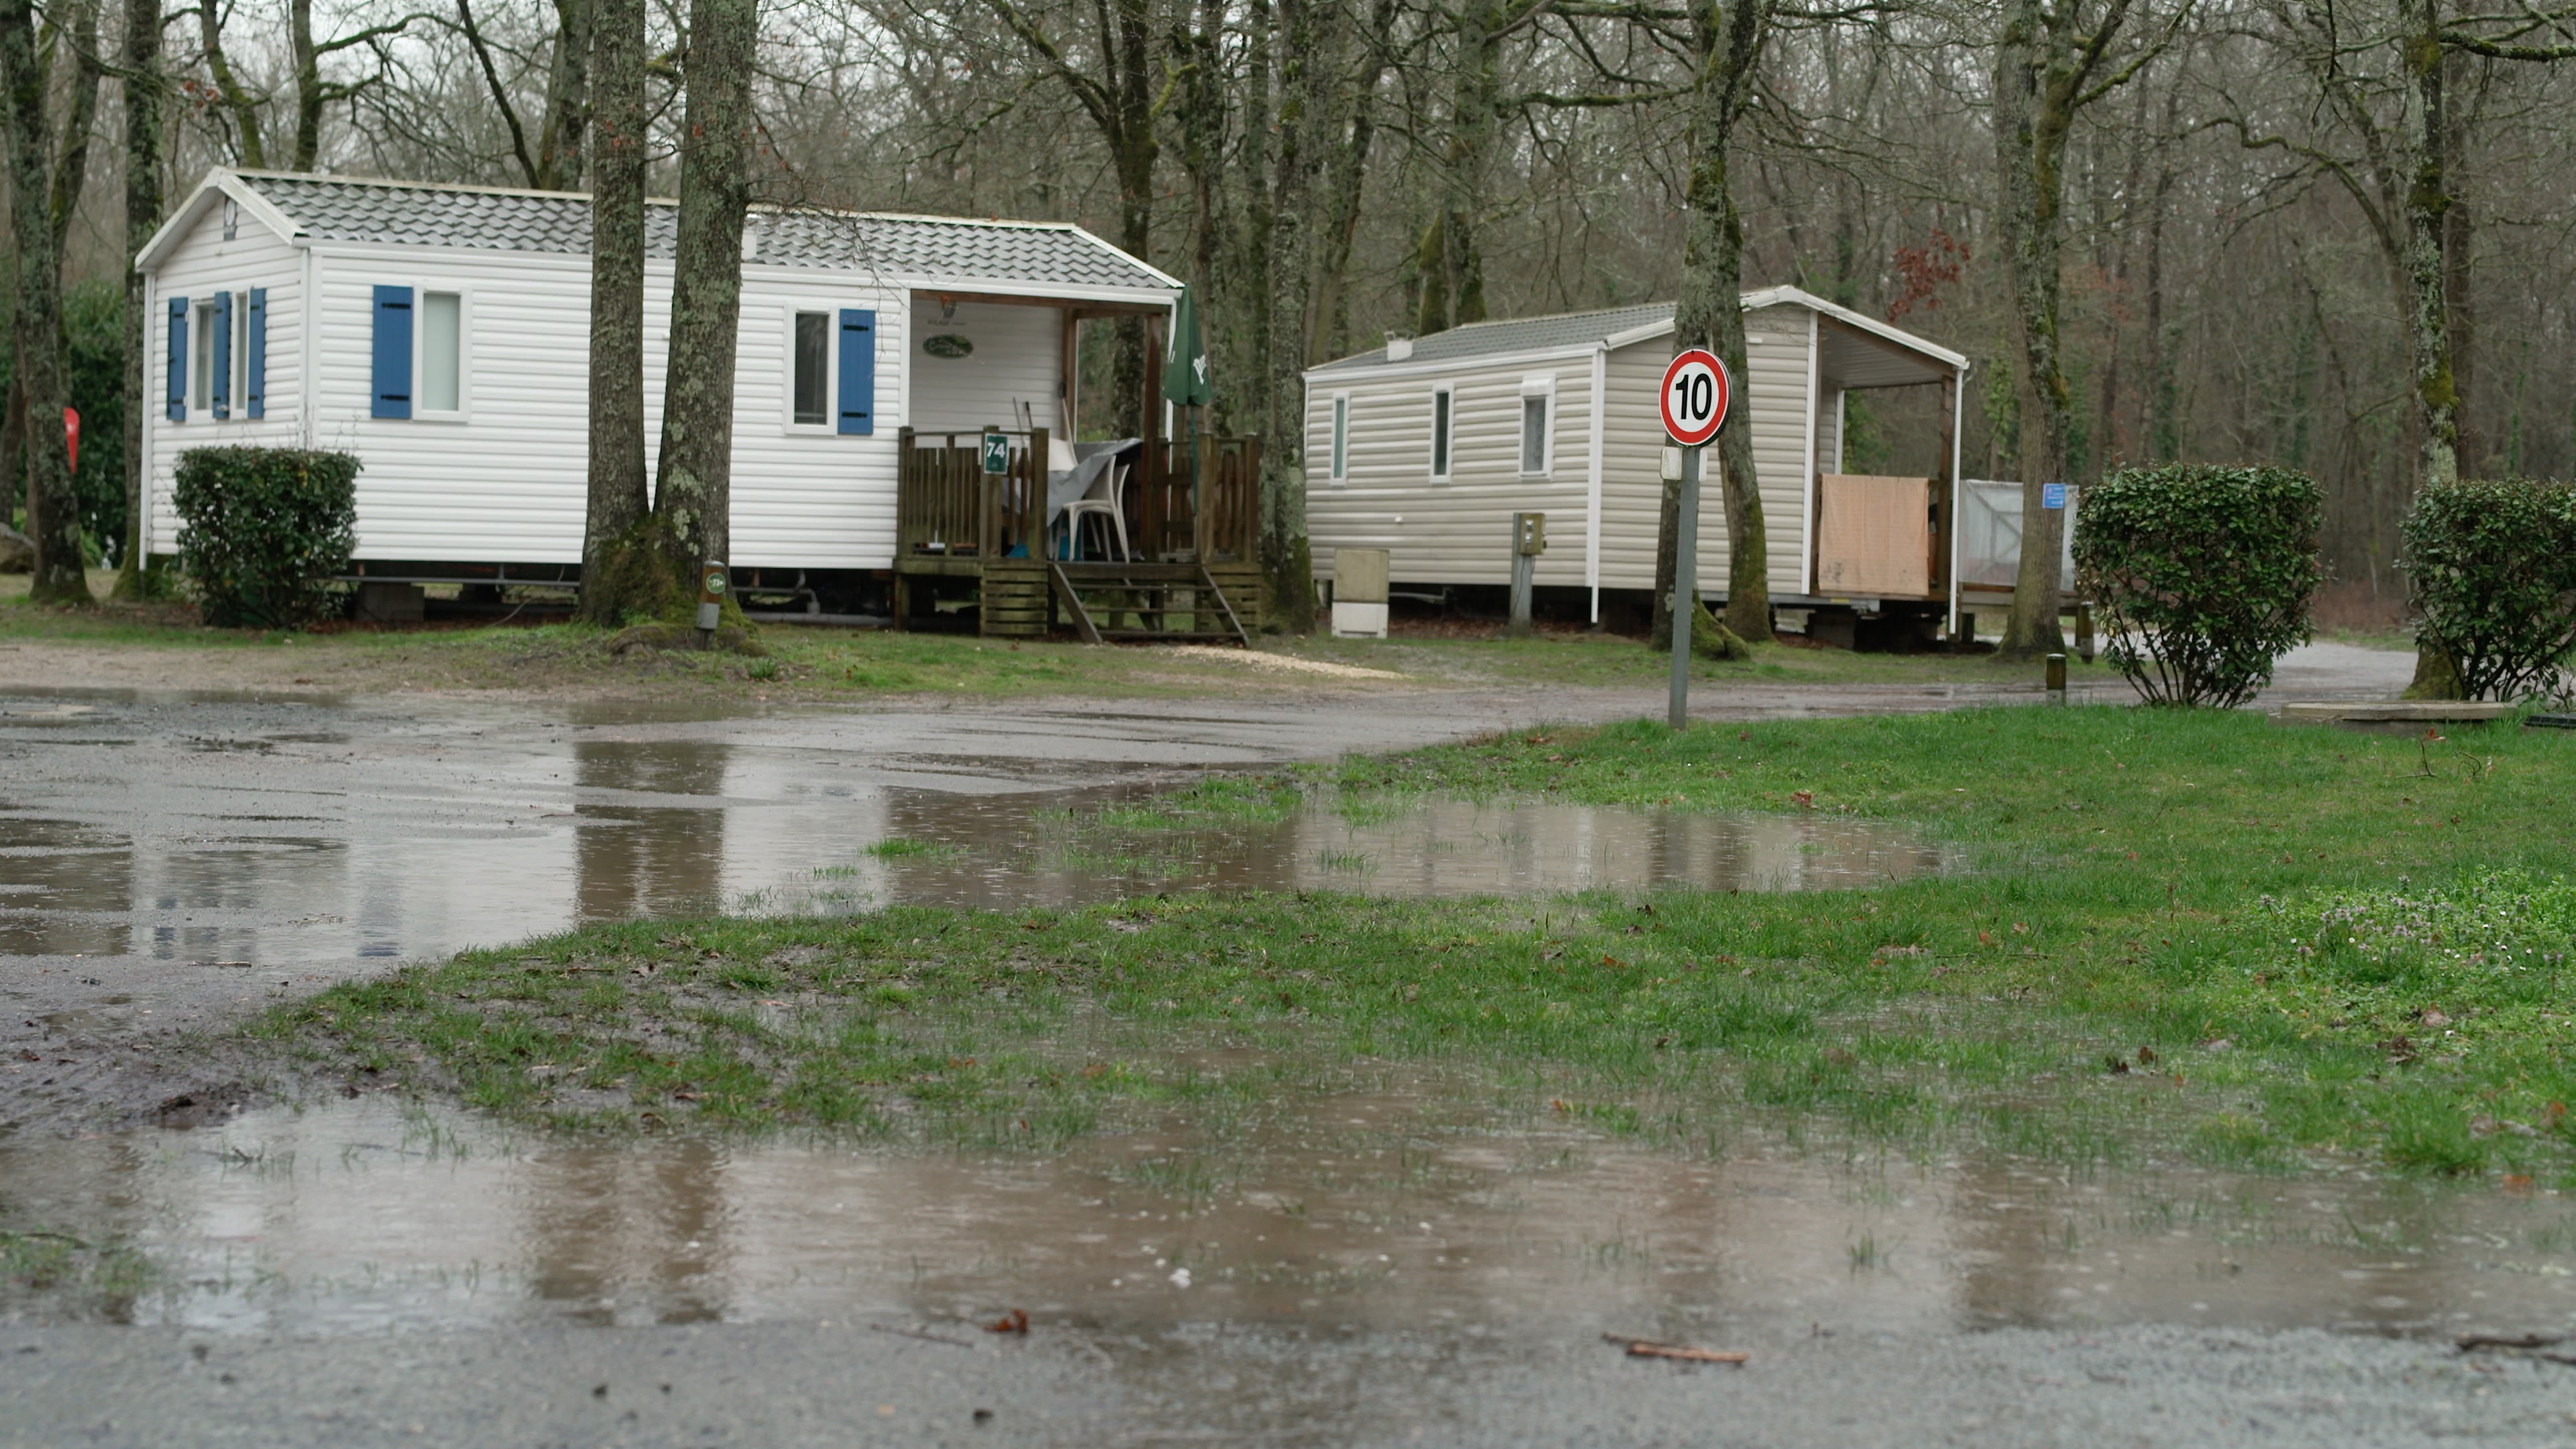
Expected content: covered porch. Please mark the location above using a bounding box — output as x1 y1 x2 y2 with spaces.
892 285 1264 641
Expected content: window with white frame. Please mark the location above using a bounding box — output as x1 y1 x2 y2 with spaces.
417 290 464 415
231 301 252 413
1330 392 1350 484
1519 374 1554 477
1429 384 1453 482
791 311 832 426
190 300 218 415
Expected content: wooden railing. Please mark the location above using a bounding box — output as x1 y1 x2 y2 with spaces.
1138 435 1260 564
899 427 1260 566
896 428 1046 559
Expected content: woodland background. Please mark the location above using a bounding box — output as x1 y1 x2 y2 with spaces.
8 0 2573 623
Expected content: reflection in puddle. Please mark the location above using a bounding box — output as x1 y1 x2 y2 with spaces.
1 712 1952 975
5 1089 2571 1338
767 798 1955 914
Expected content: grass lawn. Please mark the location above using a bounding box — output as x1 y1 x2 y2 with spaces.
245 702 2576 1181
1 569 2110 698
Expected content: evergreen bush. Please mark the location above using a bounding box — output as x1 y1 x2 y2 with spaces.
2399 479 2576 701
172 447 360 628
2072 464 2324 707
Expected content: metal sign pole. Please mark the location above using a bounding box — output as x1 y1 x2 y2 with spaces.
1667 444 1701 729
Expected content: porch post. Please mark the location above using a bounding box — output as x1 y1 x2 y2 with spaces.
1143 311 1165 559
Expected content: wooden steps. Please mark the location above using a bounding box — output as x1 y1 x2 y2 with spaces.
1046 561 1252 646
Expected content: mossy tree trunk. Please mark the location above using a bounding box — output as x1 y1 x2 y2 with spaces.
575 0 660 625
1 0 85 604
1660 0 1772 649
1993 0 2143 658
1257 0 1326 632
113 0 162 599
650 0 755 595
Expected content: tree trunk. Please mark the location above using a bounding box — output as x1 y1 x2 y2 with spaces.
2400 0 2458 492
539 0 594 189
290 0 323 171
1 0 83 603
576 0 658 624
1417 0 1502 337
49 0 102 254
1258 0 1326 631
113 0 162 598
198 0 264 168
651 0 756 590
1310 0 1393 361
1106 0 1156 439
1993 0 2076 657
2392 0 2460 698
1659 0 1772 648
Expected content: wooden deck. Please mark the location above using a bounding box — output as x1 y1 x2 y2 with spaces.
893 428 1264 641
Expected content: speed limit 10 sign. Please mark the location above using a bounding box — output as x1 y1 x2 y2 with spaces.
1660 349 1731 446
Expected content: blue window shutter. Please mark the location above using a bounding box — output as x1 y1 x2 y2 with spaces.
837 309 875 435
246 288 266 419
209 292 231 419
165 297 187 421
371 285 413 419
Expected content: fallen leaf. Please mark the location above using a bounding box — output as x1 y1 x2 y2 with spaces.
984 1308 1028 1335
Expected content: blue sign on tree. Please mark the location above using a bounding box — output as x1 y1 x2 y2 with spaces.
2042 482 2068 510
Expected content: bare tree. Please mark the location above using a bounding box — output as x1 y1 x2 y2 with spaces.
651 0 755 596
1665 0 1775 646
576 0 655 622
1 0 85 603
114 0 166 598
1992 0 2166 655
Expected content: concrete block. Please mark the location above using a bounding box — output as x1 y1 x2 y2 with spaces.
1332 600 1389 639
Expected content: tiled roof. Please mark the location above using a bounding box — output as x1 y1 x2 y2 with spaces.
231 172 1173 293
1311 302 1676 372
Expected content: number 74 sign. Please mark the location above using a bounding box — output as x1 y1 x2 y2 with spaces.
1660 349 1731 446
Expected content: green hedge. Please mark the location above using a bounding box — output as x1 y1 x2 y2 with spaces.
2072 464 2324 708
173 447 360 629
2400 479 2576 702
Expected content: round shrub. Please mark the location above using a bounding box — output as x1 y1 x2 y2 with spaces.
2072 464 2324 708
173 447 360 629
2400 478 2576 702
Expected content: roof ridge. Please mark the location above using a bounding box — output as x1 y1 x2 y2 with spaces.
243 170 1090 234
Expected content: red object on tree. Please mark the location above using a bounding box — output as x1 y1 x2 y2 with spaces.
62 407 78 473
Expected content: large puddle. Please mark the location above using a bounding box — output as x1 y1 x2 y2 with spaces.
6 1084 2571 1340
0 694 1951 975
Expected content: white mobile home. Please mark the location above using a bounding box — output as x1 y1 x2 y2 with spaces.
1301 288 1971 634
136 168 1205 622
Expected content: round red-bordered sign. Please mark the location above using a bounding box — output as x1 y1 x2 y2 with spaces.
1659 349 1731 446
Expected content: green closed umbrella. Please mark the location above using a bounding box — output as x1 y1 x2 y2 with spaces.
1163 284 1213 408
1162 286 1214 539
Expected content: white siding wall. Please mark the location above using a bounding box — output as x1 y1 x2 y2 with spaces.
300 244 598 561
730 269 908 570
143 219 306 557
147 207 920 569
1302 354 1594 589
905 299 1063 437
1593 305 1812 597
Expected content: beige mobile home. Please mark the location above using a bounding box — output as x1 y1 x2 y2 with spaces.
1301 287 1971 635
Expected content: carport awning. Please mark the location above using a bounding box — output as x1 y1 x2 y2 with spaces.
1819 316 1957 390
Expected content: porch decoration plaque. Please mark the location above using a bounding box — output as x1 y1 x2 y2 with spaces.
922 334 974 359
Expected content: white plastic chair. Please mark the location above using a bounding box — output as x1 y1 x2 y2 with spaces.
1059 462 1130 561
